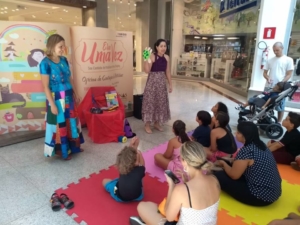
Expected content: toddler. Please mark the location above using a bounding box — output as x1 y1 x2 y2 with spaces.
102 137 145 202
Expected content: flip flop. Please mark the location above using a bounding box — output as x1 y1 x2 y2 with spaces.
50 193 61 211
59 193 74 209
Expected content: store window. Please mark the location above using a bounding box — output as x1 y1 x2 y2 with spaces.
287 0 300 106
176 0 261 93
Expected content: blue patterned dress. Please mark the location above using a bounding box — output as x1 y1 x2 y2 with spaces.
40 56 84 159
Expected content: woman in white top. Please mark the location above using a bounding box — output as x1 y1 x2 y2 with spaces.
130 141 220 225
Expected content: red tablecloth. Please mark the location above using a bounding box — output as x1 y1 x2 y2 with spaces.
78 86 125 144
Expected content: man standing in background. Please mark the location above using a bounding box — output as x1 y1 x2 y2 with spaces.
263 42 294 123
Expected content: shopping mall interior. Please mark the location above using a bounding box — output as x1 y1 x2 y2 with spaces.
0 0 300 225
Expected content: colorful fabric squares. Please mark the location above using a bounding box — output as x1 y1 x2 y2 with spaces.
59 99 66 113
60 91 65 99
45 123 56 144
59 127 67 137
46 108 57 125
44 144 55 157
70 118 79 138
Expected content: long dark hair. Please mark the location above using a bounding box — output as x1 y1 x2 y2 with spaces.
153 39 167 53
173 120 190 144
217 102 228 114
237 122 266 150
215 112 229 129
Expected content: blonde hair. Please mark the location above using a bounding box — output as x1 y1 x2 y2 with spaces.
45 34 65 57
180 141 213 171
115 146 137 175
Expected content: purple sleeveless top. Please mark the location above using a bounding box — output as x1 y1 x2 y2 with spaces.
151 53 167 72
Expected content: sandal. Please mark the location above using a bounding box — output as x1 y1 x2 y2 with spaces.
59 193 74 209
50 193 61 211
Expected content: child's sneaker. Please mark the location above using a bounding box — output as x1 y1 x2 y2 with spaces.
129 216 146 225
291 157 300 171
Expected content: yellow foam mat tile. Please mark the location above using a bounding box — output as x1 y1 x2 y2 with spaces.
219 179 300 225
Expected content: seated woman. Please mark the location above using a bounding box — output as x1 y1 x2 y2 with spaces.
154 120 190 175
130 141 220 225
207 112 237 162
210 102 232 132
214 121 282 206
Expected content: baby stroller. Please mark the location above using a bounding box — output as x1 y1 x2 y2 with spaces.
237 81 300 139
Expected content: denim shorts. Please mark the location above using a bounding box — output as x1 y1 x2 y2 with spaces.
275 97 286 112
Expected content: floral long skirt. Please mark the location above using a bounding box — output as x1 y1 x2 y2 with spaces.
44 89 84 159
142 71 171 124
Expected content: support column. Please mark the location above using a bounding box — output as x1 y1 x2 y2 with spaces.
135 0 158 72
82 8 96 27
249 0 296 96
82 0 108 27
95 0 108 28
170 0 184 75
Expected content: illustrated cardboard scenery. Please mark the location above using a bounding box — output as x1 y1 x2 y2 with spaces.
183 0 262 35
0 22 133 136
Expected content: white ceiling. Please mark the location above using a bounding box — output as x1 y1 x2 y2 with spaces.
0 0 137 32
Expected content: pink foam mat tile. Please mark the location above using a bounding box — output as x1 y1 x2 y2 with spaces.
142 141 168 182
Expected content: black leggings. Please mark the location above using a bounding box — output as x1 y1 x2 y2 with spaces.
214 170 273 207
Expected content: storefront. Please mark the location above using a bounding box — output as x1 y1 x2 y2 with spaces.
170 0 299 109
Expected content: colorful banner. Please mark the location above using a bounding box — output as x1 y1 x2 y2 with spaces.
0 22 71 135
0 22 133 135
70 26 133 112
183 0 261 35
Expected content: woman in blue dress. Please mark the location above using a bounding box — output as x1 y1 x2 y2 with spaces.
40 34 84 160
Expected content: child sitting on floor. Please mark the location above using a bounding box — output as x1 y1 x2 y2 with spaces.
236 82 284 110
102 137 145 202
268 112 300 165
154 120 190 175
191 110 211 148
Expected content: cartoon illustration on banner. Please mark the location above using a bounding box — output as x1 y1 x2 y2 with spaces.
0 22 71 135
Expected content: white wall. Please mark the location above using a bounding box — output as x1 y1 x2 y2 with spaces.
249 0 296 93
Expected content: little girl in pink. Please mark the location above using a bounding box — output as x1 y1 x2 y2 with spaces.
154 120 190 176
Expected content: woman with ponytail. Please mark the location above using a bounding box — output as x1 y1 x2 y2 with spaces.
154 120 190 175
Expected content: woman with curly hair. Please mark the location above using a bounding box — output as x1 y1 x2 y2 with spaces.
102 137 145 202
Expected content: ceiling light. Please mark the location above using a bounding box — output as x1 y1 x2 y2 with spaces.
128 14 131 17
83 6 87 8
108 6 109 8
120 0 123 3
194 36 200 39
202 37 208 40
213 34 225 37
16 8 19 11
12 9 15 12
40 0 45 1
4 7 7 9
117 17 120 20
4 11 7 13
227 37 239 40
24 7 27 9
0 12 3 14
134 3 136 6
0 8 3 10
74 22 76 24
214 37 224 40
46 12 49 14
128 0 130 5
32 15 36 18
122 25 124 27
60 18 63 20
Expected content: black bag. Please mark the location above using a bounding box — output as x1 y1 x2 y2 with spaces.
133 94 143 120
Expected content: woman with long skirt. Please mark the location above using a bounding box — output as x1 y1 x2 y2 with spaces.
40 34 84 160
142 39 172 134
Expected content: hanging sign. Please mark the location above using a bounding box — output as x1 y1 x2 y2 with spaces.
219 0 258 18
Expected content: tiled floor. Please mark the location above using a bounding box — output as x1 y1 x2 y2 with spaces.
0 77 287 225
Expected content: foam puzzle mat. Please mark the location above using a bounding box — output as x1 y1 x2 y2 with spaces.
56 137 300 225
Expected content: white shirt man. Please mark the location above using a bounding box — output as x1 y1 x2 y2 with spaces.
263 42 294 123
